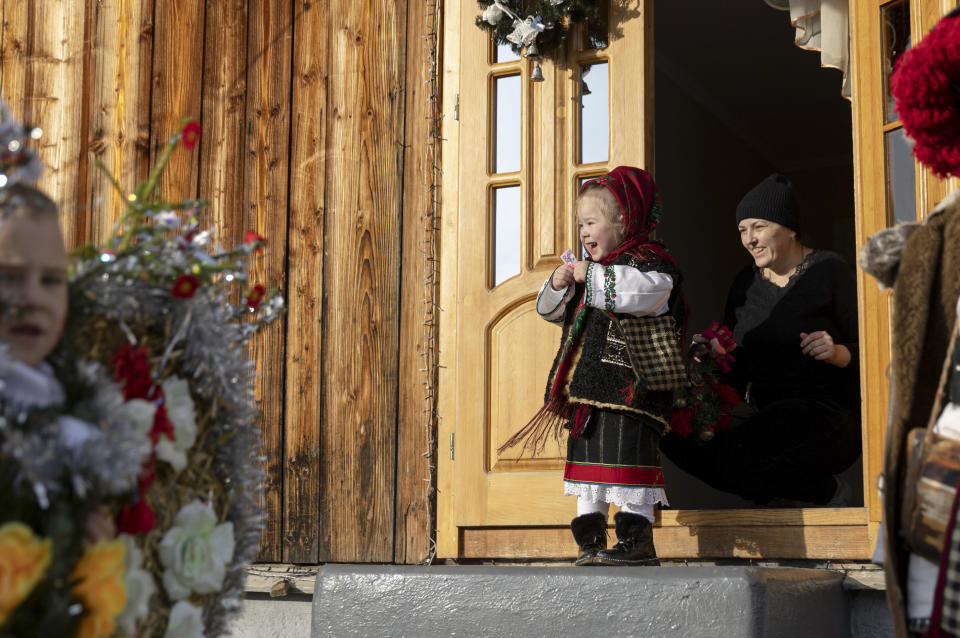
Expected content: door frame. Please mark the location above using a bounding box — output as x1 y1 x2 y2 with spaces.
434 0 945 560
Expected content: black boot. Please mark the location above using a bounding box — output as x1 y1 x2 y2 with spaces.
570 512 607 566
594 512 658 566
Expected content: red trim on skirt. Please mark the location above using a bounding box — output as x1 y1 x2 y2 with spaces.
563 462 665 487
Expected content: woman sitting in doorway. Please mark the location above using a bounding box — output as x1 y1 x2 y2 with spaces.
660 173 861 506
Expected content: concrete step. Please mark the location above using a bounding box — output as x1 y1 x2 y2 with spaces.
309 565 866 638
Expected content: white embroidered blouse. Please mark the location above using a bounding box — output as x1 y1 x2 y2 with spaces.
536 263 673 323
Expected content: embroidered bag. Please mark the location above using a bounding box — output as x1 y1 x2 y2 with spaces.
901 325 960 561
611 314 687 392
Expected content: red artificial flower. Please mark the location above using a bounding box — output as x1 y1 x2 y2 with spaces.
149 395 176 446
117 497 155 535
670 406 697 438
171 273 200 299
112 343 152 400
244 230 266 254
246 284 266 309
181 121 202 150
711 382 742 408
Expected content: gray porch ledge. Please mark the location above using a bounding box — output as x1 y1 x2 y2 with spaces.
310 564 852 637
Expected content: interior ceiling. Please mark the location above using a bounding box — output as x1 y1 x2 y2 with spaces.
654 0 854 172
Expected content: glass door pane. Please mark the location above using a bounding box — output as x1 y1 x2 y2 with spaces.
885 127 917 224
493 74 522 174
492 185 522 286
882 1 911 123
579 62 609 164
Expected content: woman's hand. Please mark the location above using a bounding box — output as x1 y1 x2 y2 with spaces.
573 260 589 283
689 333 710 361
551 265 574 291
800 331 851 368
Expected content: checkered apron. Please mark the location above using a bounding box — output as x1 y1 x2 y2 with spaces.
614 314 687 391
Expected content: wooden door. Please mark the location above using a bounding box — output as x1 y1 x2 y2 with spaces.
437 0 652 556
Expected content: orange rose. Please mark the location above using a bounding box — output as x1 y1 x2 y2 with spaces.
71 539 127 638
0 522 52 625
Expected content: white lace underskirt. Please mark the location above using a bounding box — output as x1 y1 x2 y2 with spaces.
563 481 669 507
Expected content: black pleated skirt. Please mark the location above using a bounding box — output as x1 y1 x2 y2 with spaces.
563 407 667 505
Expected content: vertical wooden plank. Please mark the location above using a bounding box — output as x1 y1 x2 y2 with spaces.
395 0 437 564
436 0 463 560
151 0 204 199
199 0 245 237
243 0 292 563
84 0 154 244
849 0 892 525
321 0 405 562
283 0 327 565
0 1 87 248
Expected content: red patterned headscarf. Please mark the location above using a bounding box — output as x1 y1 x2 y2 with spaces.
579 166 677 268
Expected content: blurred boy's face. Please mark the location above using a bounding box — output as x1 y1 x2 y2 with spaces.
0 215 67 365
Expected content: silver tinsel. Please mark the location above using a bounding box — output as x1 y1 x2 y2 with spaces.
0 101 43 190
0 354 151 506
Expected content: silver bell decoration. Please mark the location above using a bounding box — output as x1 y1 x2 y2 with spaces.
531 62 544 82
525 42 544 82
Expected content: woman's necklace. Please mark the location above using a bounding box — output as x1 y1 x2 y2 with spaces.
762 246 810 285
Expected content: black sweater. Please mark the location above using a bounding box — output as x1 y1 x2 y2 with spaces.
722 250 860 411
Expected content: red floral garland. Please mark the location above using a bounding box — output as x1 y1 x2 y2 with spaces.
670 323 742 442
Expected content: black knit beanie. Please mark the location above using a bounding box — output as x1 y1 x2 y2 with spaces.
735 173 799 233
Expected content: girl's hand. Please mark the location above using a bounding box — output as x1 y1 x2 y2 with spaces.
573 261 589 283
551 265 574 291
800 331 851 367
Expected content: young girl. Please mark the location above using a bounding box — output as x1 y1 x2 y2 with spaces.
501 166 685 566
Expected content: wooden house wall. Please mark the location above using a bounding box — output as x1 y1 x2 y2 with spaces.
0 0 436 564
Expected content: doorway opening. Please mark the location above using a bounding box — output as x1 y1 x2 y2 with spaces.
653 1 863 509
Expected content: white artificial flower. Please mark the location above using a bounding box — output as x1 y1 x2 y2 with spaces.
190 229 210 246
123 398 158 437
163 601 204 638
482 2 505 25
506 16 545 47
155 210 179 229
116 534 156 636
158 500 234 600
155 376 197 472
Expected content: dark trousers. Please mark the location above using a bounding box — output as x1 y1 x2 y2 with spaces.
659 397 861 504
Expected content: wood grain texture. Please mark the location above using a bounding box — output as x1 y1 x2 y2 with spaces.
283 0 329 564
461 524 872 560
0 0 87 247
241 0 292 564
320 0 405 562
83 0 154 244
200 0 246 239
394 0 435 565
150 0 204 200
